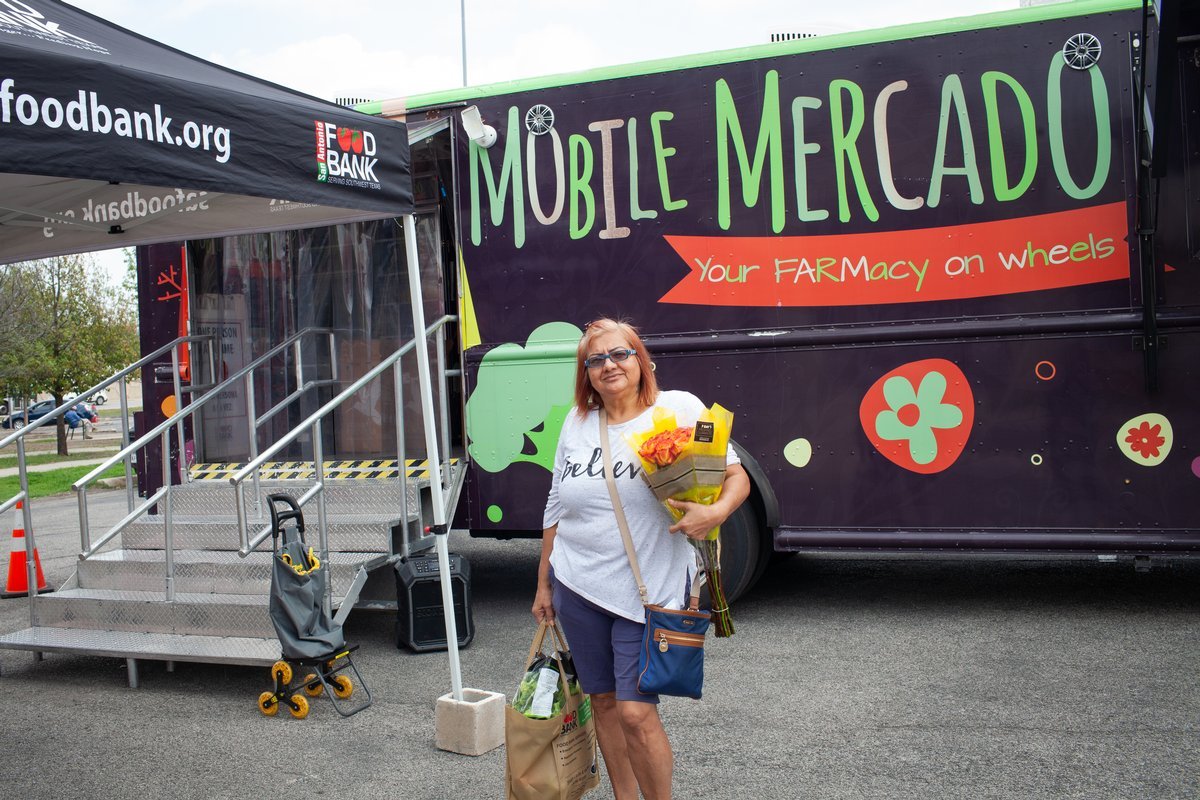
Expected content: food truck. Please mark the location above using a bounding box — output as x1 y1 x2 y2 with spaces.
131 0 1197 607
359 0 1195 600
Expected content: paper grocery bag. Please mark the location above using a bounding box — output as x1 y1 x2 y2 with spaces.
504 624 600 800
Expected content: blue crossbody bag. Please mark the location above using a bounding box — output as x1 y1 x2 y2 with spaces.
599 411 711 699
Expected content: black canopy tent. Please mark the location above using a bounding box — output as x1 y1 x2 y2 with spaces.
0 0 473 712
0 0 413 265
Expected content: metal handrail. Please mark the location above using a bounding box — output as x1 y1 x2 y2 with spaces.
0 334 214 451
0 334 214 609
74 327 335 492
74 327 339 563
230 314 457 556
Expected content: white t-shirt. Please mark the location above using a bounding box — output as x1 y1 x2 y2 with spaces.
543 390 740 623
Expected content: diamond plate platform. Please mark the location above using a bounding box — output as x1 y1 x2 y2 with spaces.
0 627 281 667
122 514 401 552
35 588 278 637
79 549 374 594
165 478 425 519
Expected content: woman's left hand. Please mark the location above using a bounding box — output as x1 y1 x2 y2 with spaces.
666 498 726 541
666 465 751 541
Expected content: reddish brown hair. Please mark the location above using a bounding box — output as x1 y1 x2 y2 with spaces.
573 318 659 414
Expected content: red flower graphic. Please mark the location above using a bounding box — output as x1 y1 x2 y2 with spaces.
1124 421 1165 459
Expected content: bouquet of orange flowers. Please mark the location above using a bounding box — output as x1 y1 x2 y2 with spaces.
626 404 735 637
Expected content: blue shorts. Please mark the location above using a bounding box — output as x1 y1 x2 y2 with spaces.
551 574 658 705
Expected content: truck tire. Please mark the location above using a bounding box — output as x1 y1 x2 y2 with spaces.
713 500 766 603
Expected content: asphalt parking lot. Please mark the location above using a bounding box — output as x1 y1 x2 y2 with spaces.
1 491 1197 800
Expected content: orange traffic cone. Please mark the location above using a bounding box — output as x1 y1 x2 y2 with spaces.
2 500 49 597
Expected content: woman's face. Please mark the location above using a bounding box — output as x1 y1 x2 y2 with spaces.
585 329 642 407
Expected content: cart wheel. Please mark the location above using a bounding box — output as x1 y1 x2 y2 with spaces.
288 694 310 720
331 675 354 699
258 691 279 716
303 673 323 696
271 660 293 685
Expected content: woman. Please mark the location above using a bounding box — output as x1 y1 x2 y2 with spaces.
533 318 750 800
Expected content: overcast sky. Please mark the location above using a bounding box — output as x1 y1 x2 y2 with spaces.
69 0 1018 102
69 0 1019 280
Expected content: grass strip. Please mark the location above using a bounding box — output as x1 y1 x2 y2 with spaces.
97 406 141 418
0 450 121 469
0 464 127 500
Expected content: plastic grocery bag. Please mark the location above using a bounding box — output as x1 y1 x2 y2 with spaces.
505 622 599 800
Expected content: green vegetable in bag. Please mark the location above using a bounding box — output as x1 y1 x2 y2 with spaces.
511 653 580 719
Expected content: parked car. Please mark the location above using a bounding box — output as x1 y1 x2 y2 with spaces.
64 388 109 405
2 400 96 429
0 398 29 415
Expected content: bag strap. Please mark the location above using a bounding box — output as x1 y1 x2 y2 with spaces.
598 409 702 610
525 621 573 696
525 620 571 671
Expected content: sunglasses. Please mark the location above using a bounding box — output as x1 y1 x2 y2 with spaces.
584 348 636 369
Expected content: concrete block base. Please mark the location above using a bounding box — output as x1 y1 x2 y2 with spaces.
435 688 505 756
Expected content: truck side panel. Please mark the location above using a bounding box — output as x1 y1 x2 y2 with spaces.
451 4 1199 551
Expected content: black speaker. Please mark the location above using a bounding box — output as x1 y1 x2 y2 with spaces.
394 552 474 652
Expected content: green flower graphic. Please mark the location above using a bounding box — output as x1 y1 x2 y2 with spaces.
465 321 582 473
874 370 963 465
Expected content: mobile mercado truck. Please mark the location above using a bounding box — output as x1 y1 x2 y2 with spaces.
130 0 1198 617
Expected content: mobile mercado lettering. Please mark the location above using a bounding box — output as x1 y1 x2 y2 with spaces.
465 53 1112 251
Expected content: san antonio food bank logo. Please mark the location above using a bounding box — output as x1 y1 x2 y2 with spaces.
314 121 381 189
859 358 974 474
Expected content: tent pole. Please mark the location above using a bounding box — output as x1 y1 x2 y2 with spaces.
460 0 468 87
401 213 464 702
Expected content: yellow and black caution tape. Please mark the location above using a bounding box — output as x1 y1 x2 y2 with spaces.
188 458 458 481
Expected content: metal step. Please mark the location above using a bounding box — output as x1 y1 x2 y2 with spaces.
34 588 278 637
122 514 401 552
79 549 377 595
165 478 424 518
0 627 281 667
0 463 466 678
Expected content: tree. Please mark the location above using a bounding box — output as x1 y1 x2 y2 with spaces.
0 254 140 455
0 261 43 403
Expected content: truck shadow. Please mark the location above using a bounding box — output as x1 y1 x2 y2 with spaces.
741 553 1200 614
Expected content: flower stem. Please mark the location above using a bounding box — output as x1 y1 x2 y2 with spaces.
694 539 734 637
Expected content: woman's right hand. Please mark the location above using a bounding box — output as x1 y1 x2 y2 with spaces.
533 524 557 623
532 583 555 623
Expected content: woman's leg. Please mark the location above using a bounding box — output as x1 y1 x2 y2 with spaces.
588 691 640 799
618 700 673 800
551 578 641 798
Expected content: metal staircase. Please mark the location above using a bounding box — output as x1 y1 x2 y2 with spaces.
0 464 460 685
0 305 465 686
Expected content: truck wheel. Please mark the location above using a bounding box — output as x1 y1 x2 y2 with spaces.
712 500 765 604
